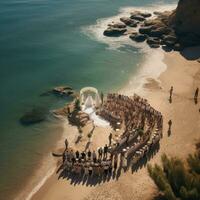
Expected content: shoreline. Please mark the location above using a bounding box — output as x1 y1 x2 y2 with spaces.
21 47 166 200
30 48 200 200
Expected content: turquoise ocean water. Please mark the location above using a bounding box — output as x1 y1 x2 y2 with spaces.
0 0 177 199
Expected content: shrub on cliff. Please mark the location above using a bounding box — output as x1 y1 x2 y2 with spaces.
148 150 200 200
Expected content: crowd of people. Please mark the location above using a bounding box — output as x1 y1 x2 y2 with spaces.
57 93 163 178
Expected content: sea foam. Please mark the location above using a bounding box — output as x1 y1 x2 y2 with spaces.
82 3 176 95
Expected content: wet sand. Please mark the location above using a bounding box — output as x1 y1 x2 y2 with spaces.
31 50 200 200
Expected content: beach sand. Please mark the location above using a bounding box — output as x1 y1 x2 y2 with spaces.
31 50 200 200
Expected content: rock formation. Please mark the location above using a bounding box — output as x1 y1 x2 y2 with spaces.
168 0 200 47
103 0 200 52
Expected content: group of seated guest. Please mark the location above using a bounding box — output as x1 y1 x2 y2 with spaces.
57 93 163 178
99 93 163 136
98 93 163 166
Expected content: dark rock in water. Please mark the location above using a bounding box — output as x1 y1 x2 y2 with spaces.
149 27 172 37
162 45 173 52
108 22 126 29
120 17 138 27
53 86 72 94
149 44 160 48
163 40 176 47
162 35 177 47
20 108 47 125
130 33 147 42
130 11 142 16
139 26 153 34
130 15 145 22
40 85 75 98
52 86 75 97
162 35 177 42
173 43 183 51
153 11 163 16
140 12 152 18
147 37 160 45
103 27 127 37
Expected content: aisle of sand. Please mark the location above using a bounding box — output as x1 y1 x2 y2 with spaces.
32 50 200 200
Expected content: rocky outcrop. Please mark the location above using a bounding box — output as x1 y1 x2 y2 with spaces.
53 86 74 96
130 11 152 21
41 86 78 98
168 0 200 47
103 0 200 51
104 22 127 37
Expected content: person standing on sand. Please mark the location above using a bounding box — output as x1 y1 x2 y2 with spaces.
98 147 103 159
114 154 118 171
169 86 173 103
168 120 172 136
75 150 79 159
92 150 97 163
194 87 199 104
104 144 108 159
87 149 92 160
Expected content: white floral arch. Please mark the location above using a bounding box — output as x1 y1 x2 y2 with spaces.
80 87 101 108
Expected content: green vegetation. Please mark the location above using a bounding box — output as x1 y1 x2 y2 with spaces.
147 145 200 200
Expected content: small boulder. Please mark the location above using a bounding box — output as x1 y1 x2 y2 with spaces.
153 11 163 16
147 37 160 45
149 26 171 37
52 86 76 98
139 26 153 34
149 44 160 48
162 35 177 42
130 33 147 42
120 17 138 27
103 27 127 37
130 15 145 22
108 22 126 29
20 108 47 125
140 12 152 18
130 11 142 16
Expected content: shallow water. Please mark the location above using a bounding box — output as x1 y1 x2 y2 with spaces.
0 0 177 199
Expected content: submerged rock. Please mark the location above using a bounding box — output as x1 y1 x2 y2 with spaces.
51 86 76 97
20 108 47 125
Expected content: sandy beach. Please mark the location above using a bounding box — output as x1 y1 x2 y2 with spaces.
31 49 200 200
